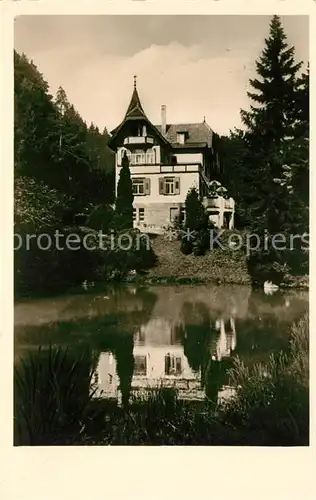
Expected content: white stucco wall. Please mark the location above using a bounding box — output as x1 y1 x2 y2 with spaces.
174 152 203 164
129 170 200 205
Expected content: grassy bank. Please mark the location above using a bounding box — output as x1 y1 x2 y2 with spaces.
14 313 309 446
137 234 251 285
127 234 308 288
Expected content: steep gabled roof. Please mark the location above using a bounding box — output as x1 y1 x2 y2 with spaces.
155 122 214 148
125 87 147 119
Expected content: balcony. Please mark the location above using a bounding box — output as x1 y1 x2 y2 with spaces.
203 196 235 211
203 197 220 209
123 136 154 148
127 163 202 173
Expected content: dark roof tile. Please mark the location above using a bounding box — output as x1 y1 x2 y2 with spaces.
155 122 214 147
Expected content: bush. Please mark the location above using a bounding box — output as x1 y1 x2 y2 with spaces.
14 225 106 296
180 237 193 255
97 229 157 280
192 229 210 256
247 231 309 286
15 225 158 295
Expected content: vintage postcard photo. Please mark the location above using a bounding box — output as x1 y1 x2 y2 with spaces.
12 12 309 448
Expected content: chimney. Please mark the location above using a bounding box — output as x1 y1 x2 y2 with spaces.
161 105 167 136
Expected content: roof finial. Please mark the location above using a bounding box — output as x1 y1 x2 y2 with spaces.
133 74 137 89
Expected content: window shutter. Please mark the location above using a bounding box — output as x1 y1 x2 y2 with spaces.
159 177 165 195
144 178 151 195
165 354 171 375
175 177 180 194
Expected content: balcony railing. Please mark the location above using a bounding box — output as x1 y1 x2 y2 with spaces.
127 163 202 174
203 197 220 208
124 136 154 146
203 196 234 211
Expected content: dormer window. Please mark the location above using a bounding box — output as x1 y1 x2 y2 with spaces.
177 132 186 144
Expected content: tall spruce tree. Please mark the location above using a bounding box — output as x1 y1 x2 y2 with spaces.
240 15 302 235
291 66 309 208
239 16 309 284
115 152 134 230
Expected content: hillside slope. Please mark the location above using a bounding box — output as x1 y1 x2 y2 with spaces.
145 235 251 285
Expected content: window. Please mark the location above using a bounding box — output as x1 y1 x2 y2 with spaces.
130 123 141 136
139 208 145 222
134 153 145 164
180 206 185 223
146 150 156 164
159 177 180 195
170 207 179 223
165 354 182 376
165 178 175 195
177 132 185 145
124 148 155 165
133 208 145 224
132 152 155 164
133 178 145 195
132 178 151 196
134 355 147 376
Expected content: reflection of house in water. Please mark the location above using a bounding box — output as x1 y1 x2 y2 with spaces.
211 317 236 361
132 343 205 400
92 352 121 402
93 314 237 403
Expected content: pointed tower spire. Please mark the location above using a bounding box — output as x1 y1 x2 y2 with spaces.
125 76 147 119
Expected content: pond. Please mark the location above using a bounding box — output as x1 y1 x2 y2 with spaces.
14 284 308 406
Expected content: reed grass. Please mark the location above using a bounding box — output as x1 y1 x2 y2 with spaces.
14 345 101 445
219 313 309 445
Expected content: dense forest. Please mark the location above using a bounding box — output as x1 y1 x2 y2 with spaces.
14 51 115 214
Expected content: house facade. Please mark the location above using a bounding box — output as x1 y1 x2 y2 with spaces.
108 79 235 233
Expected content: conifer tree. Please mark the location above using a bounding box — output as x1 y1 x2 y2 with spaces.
239 16 309 284
242 16 306 233
181 187 209 255
240 15 302 234
184 187 207 232
115 152 134 230
291 67 309 208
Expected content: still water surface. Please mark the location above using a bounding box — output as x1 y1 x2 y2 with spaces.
14 284 308 405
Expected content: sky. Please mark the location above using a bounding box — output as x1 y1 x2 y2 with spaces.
14 15 309 136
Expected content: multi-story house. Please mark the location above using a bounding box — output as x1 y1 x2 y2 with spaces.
108 78 235 233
